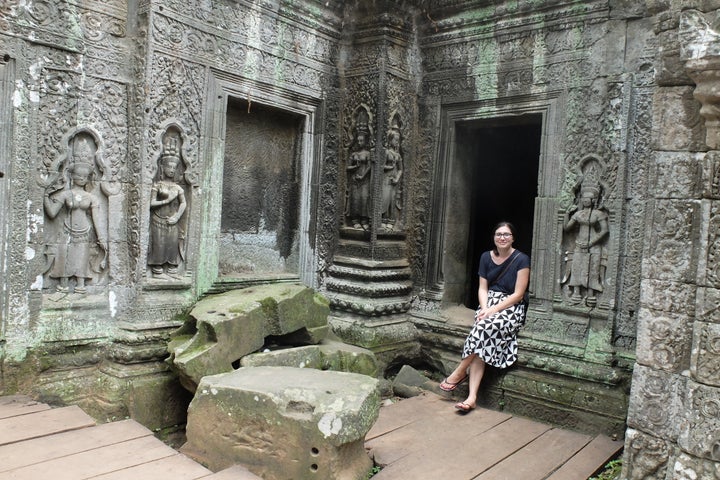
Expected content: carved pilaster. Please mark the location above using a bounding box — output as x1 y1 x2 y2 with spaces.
681 10 720 150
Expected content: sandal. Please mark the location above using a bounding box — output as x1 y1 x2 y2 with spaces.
454 402 475 413
439 375 468 392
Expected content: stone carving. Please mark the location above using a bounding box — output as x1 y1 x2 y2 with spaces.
680 10 720 149
345 106 373 230
561 155 609 307
147 125 191 279
683 381 720 461
381 114 403 231
41 130 109 294
675 452 720 480
623 428 670 480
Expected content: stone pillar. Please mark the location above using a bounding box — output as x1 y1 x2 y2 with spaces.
324 6 418 368
621 9 720 479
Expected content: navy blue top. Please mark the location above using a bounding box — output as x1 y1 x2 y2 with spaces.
477 250 530 295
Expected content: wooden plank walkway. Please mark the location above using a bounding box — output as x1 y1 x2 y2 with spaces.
0 393 621 479
0 395 259 480
366 392 623 480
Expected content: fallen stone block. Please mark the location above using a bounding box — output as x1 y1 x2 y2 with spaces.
167 284 330 391
182 366 379 480
240 339 378 377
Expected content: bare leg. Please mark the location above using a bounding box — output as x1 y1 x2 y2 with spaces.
445 355 474 383
461 355 486 408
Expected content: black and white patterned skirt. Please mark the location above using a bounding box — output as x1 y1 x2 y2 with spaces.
461 290 527 368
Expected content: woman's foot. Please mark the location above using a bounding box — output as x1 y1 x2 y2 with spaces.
439 374 468 392
454 401 475 413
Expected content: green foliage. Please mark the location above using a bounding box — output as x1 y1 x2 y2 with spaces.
589 458 622 480
366 465 382 478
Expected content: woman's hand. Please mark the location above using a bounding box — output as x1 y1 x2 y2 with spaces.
475 306 495 322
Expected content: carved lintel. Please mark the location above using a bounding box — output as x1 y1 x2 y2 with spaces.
681 10 720 149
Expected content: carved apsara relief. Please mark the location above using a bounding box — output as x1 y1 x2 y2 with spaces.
380 113 404 231
147 125 193 280
345 105 373 230
39 129 114 293
560 155 610 307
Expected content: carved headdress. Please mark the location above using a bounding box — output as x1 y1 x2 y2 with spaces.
70 134 97 172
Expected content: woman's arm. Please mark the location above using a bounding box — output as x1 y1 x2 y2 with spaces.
476 267 530 320
477 276 489 310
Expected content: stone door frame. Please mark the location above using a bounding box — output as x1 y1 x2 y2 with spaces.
424 92 565 307
198 71 323 292
0 55 13 328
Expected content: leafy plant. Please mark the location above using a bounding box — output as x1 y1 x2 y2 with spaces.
366 465 382 479
589 458 622 480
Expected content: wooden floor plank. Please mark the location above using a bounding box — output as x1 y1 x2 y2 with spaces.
0 419 152 472
4 435 178 480
89 453 213 480
366 393 450 440
474 428 593 480
545 434 623 480
366 401 511 466
0 405 96 446
0 395 51 419
372 415 551 479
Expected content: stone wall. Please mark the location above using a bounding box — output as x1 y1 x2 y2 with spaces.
0 0 344 424
619 5 720 479
1 1 719 477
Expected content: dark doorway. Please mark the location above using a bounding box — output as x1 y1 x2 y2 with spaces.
457 116 541 309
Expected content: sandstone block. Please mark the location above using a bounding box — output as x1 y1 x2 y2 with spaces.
182 366 379 480
167 284 330 391
240 339 378 377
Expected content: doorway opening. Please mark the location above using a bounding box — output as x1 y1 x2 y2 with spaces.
455 116 541 309
219 97 303 279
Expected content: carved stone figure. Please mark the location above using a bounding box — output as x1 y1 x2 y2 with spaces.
562 159 609 306
381 124 403 230
43 132 108 293
346 108 372 230
148 130 188 279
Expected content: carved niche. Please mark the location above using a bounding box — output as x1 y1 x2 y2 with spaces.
147 124 193 280
380 113 404 232
39 129 113 294
344 105 374 230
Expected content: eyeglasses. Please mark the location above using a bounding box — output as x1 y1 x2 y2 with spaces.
495 232 513 238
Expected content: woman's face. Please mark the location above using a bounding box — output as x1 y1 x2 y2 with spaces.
494 225 514 248
71 166 92 186
162 158 178 178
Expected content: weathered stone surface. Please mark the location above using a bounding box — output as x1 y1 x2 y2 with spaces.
240 339 378 377
651 86 707 151
691 321 720 387
678 379 720 460
626 364 684 441
391 364 432 398
168 284 330 391
182 367 379 480
635 308 692 373
621 428 673 480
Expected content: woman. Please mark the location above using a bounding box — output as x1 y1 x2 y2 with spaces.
439 222 530 413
